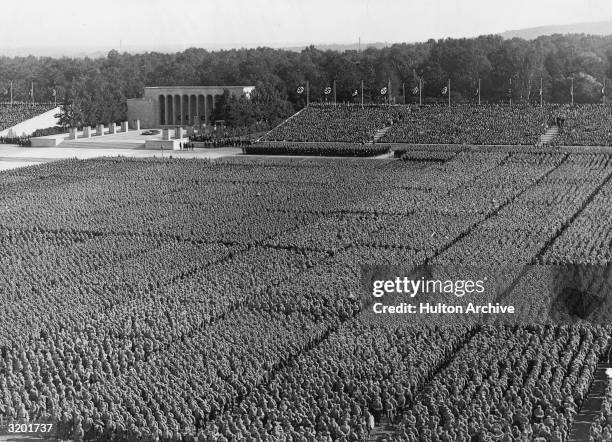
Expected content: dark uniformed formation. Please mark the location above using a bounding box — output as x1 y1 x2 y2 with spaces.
0 135 31 146
189 134 253 148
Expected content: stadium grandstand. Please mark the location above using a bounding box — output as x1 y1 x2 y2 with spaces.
0 103 59 140
0 103 56 131
256 103 612 153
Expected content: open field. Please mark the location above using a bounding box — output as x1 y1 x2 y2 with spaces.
1 151 612 440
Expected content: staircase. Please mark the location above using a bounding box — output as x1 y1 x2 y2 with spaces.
372 126 392 144
568 354 611 441
538 126 559 146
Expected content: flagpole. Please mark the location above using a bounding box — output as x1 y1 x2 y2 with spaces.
509 77 512 107
306 81 309 107
448 79 451 108
388 79 391 106
10 81 13 107
478 78 481 105
571 77 574 105
333 80 336 107
361 80 364 108
604 78 606 105
540 77 543 107
402 83 405 105
31 81 34 105
419 78 422 106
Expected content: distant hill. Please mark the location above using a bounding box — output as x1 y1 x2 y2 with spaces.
501 20 612 40
0 41 390 57
283 42 389 52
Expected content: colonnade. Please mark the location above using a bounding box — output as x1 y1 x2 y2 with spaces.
158 94 216 126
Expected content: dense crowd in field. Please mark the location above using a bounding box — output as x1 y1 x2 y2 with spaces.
189 127 262 148
244 142 390 157
0 103 55 132
187 134 252 148
0 148 611 441
591 377 612 441
394 325 606 441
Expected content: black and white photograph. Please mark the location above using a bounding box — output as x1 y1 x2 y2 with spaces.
2 0 612 440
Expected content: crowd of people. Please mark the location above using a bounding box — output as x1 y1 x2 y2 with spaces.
380 104 548 145
548 104 612 147
188 126 262 148
0 103 55 132
590 376 612 441
188 134 253 148
244 142 390 157
256 103 612 149
262 104 409 143
0 135 31 146
0 152 612 440
393 325 608 441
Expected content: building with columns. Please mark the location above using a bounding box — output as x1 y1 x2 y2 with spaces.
126 86 255 128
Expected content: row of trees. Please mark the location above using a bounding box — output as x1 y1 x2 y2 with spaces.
3 33 612 127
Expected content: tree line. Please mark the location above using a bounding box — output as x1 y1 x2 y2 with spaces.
2 33 612 128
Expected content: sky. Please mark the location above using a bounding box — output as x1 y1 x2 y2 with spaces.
2 0 612 54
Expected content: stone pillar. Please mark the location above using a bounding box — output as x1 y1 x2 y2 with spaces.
96 124 105 136
179 95 183 125
166 95 172 125
162 129 170 140
174 127 186 139
121 121 129 132
131 120 140 130
204 95 208 124
109 123 117 134
69 127 78 140
82 126 92 138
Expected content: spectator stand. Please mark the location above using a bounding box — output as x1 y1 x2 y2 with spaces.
255 106 307 142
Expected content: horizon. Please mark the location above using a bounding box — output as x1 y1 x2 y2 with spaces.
1 0 612 57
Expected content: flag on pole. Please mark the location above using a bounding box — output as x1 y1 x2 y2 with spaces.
324 86 332 95
412 86 419 95
380 87 387 95
52 89 57 97
441 86 448 95
297 86 304 94
352 89 358 97
474 87 479 97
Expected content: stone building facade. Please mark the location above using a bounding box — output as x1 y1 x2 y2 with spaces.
127 86 254 128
